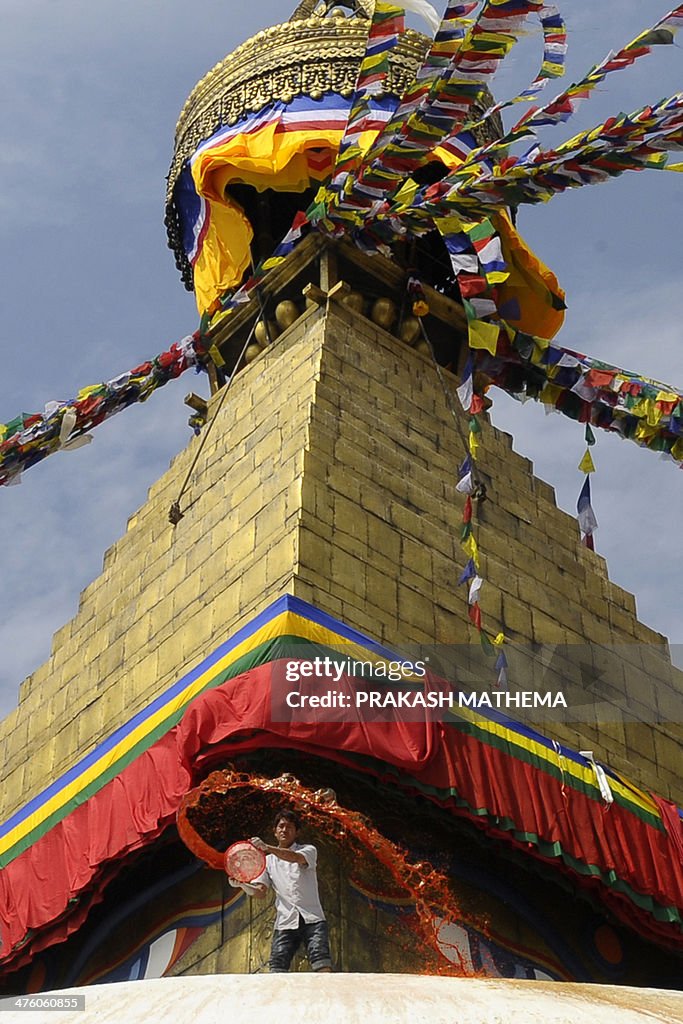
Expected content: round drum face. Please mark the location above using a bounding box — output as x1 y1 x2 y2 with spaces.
224 841 266 882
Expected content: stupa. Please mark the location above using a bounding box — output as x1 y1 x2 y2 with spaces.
0 0 681 1014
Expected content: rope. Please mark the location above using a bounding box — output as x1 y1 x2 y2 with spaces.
168 316 261 525
416 314 486 499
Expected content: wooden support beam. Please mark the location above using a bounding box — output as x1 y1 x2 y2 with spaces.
302 283 328 307
206 362 221 396
184 393 209 415
319 245 338 292
327 281 351 304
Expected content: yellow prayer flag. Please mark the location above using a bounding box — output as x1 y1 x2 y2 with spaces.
635 421 658 442
436 215 466 235
462 533 480 568
539 383 562 406
208 309 232 332
468 319 500 355
361 52 389 73
656 390 680 404
578 449 595 474
484 269 510 285
529 341 547 366
77 384 104 400
645 399 661 428
393 179 420 208
208 344 225 368
314 185 332 206
630 397 649 419
261 256 287 271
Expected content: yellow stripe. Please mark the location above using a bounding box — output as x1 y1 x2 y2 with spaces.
0 610 389 856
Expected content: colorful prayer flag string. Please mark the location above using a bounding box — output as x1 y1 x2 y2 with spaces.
409 271 501 661
0 336 203 488
434 3 683 174
333 0 546 221
472 327 683 467
454 347 505 668
4 1 683 491
464 3 568 129
326 3 405 206
577 424 598 550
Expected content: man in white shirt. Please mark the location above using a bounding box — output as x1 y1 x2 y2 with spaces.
229 808 332 973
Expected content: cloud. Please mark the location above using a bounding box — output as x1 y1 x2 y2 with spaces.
0 379 196 716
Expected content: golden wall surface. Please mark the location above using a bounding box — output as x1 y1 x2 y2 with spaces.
0 313 323 820
292 302 683 800
0 303 681 821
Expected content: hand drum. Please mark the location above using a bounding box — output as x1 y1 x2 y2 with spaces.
224 840 266 882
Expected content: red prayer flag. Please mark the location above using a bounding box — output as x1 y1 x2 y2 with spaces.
468 602 482 630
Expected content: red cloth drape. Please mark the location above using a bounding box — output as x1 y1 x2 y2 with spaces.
1 663 682 972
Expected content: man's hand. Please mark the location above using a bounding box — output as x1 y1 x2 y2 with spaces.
250 836 268 851
227 876 268 899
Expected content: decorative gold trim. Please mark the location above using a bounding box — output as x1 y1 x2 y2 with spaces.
289 0 375 19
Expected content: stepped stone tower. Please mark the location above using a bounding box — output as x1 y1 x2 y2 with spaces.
0 0 681 1004
1 241 681 813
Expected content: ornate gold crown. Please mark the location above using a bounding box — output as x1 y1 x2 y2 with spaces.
167 14 429 207
165 2 499 291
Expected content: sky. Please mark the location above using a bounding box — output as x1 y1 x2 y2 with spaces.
0 0 681 722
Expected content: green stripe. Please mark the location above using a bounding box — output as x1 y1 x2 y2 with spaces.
1 635 319 867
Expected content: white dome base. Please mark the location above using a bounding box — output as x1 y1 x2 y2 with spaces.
2 973 682 1024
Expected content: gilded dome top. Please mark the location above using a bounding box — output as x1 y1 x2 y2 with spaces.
167 9 430 207
165 1 501 302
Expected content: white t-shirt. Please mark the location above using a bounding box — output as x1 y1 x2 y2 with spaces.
256 842 326 930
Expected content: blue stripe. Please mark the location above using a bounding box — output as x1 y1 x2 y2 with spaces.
0 595 292 837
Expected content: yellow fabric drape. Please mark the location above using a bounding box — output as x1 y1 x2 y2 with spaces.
493 210 566 341
192 198 254 320
191 124 345 312
189 117 566 344
194 127 341 202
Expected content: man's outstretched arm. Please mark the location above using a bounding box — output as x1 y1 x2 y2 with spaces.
228 877 269 898
251 836 308 866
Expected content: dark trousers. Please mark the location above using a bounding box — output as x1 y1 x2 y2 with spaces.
269 915 332 972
